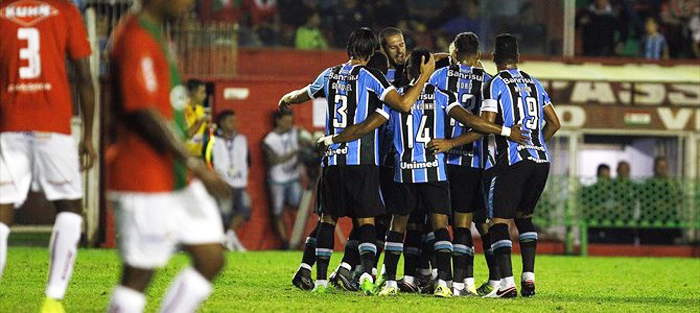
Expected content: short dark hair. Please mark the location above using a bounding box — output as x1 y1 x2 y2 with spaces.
346 27 378 61
452 32 479 60
273 108 293 124
367 51 389 74
186 79 205 92
216 110 235 127
597 164 610 176
493 33 518 65
379 27 403 49
406 48 431 80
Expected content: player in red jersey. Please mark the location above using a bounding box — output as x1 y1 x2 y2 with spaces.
106 0 231 312
0 0 95 311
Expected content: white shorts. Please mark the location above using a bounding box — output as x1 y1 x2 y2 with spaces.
108 180 224 269
0 132 83 207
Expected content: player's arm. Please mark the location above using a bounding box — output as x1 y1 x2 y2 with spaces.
383 54 436 113
278 86 313 111
542 105 561 142
72 57 96 170
127 109 230 199
318 111 389 146
447 104 529 145
428 131 483 154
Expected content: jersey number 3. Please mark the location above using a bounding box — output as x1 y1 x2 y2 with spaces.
18 28 41 79
333 94 348 128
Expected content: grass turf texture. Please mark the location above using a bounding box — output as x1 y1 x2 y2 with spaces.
1 248 699 312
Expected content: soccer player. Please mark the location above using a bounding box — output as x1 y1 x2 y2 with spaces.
379 27 408 86
479 34 561 298
106 0 232 312
426 32 490 296
319 48 529 298
263 109 304 250
279 27 437 295
0 0 95 311
209 110 251 252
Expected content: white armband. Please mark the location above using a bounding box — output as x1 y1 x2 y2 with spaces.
500 126 511 137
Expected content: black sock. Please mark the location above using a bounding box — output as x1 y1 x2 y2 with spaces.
300 222 319 272
481 232 500 281
433 228 453 282
357 224 377 276
489 223 513 280
515 218 538 275
374 222 388 268
403 229 422 278
452 227 473 283
315 222 335 280
383 231 404 281
340 228 360 273
419 231 435 275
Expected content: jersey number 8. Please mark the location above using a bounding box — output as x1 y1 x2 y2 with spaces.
18 28 41 79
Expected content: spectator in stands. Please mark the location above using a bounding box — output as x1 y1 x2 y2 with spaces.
331 0 370 48
207 110 250 252
582 164 616 243
689 5 700 58
263 110 304 250
660 0 696 58
185 79 210 157
578 0 626 56
639 157 683 245
610 161 637 243
295 12 329 50
641 17 669 60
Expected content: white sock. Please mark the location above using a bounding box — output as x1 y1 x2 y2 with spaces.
0 223 9 282
437 279 448 288
340 262 352 272
501 276 515 289
453 282 465 290
489 279 500 288
108 285 146 313
465 277 475 288
359 272 374 284
159 267 212 313
46 212 82 299
403 275 415 285
298 263 312 272
431 268 438 280
386 280 398 288
522 271 535 283
315 280 328 288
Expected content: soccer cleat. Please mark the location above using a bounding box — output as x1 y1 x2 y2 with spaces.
521 280 536 297
452 285 466 297
374 273 387 289
477 281 495 296
330 269 358 292
420 280 436 294
377 285 398 297
483 286 517 299
433 284 453 298
311 285 332 294
292 270 314 291
398 279 421 293
360 277 376 295
465 283 478 296
40 298 65 313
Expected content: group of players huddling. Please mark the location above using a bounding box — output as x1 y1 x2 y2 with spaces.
281 27 561 298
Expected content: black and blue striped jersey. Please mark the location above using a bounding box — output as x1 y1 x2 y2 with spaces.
389 84 462 183
481 69 552 170
308 63 394 166
429 64 491 169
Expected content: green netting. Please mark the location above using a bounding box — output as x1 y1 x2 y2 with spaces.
533 175 699 230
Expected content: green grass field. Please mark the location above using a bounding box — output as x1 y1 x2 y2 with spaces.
1 247 699 312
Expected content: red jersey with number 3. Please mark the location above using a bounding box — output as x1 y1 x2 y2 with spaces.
0 0 91 134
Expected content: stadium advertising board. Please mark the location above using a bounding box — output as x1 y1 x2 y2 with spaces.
541 81 699 131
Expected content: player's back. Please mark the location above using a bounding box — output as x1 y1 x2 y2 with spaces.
392 83 457 183
430 64 491 168
108 14 189 193
483 69 551 169
0 0 91 134
321 63 393 167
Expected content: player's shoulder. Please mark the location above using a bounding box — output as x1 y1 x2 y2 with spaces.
358 66 386 79
519 70 545 88
111 15 157 51
435 85 458 102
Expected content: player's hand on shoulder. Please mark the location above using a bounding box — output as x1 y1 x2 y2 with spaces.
420 53 436 77
508 124 531 145
278 93 293 112
427 139 453 154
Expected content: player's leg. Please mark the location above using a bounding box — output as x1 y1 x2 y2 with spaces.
514 162 549 297
331 221 359 291
476 168 500 295
424 181 454 298
373 214 390 278
0 132 33 282
378 214 409 296
45 200 83 301
313 213 337 292
447 165 476 296
311 167 344 292
355 216 378 294
293 219 319 291
159 180 226 312
398 215 423 293
417 222 435 291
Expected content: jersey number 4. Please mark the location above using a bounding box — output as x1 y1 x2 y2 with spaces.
517 96 539 130
18 28 41 79
406 116 430 149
